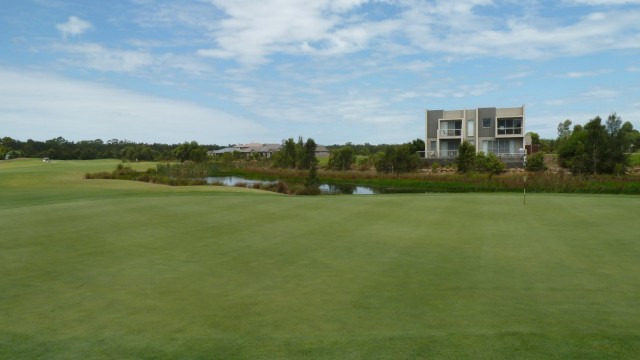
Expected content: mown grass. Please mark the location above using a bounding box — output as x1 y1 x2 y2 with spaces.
1 159 640 359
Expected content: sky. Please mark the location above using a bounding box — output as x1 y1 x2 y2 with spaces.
1 0 640 146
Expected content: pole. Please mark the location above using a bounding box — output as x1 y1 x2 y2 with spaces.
523 153 527 206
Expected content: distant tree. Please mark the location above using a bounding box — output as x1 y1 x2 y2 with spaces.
527 132 540 145
299 137 317 170
273 137 317 170
327 145 356 171
557 119 573 139
558 113 634 174
410 138 426 154
173 141 209 162
455 140 476 173
584 116 609 174
621 121 640 152
272 138 297 168
375 143 420 174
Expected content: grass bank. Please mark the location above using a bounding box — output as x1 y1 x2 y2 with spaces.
235 166 640 194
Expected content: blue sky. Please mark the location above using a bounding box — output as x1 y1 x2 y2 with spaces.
1 0 639 145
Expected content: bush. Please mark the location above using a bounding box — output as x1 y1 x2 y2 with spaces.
456 141 476 173
474 152 505 174
526 152 546 172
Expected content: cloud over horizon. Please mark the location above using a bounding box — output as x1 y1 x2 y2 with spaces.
1 0 639 144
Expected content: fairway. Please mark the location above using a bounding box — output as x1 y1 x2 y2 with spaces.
1 159 640 359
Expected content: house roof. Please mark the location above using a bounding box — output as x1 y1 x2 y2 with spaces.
210 143 328 155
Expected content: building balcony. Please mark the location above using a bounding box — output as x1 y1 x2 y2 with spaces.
496 127 523 136
439 129 462 138
426 150 459 158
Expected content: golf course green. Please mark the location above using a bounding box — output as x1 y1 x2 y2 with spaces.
1 159 639 359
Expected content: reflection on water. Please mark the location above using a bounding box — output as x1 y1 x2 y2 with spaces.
205 176 422 195
205 176 276 187
319 184 378 195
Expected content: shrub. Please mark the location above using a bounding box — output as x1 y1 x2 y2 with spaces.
526 152 546 172
484 153 506 175
456 141 476 173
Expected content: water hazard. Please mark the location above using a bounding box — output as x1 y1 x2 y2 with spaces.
204 176 423 195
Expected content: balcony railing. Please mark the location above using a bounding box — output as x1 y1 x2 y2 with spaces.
425 151 525 159
495 152 525 159
439 129 462 137
497 127 523 135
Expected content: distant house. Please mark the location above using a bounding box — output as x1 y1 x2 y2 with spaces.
209 143 330 158
315 145 330 158
425 106 527 160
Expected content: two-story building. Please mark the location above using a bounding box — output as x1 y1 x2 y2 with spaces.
425 106 526 160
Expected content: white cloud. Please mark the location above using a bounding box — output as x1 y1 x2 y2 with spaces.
53 43 213 76
0 68 267 144
506 71 532 79
566 0 640 5
54 43 153 73
56 16 92 38
193 0 640 66
581 87 619 99
407 6 640 59
195 0 399 66
562 69 612 78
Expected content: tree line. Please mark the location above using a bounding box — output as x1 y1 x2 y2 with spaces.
556 114 638 175
325 139 424 174
0 136 222 162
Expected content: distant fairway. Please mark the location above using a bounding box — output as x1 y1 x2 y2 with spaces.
1 159 640 359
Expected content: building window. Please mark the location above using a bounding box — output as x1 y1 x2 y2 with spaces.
482 118 491 128
440 140 460 157
440 120 462 137
497 117 523 135
467 119 475 137
482 139 515 154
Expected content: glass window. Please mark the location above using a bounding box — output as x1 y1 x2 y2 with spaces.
482 139 515 154
467 119 475 137
482 118 491 128
497 117 523 135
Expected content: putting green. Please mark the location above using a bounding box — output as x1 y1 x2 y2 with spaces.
1 159 639 359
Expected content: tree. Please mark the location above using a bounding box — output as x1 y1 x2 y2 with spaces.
327 146 355 171
455 141 476 173
299 137 317 170
272 138 297 168
606 113 622 137
527 132 540 145
584 116 609 174
558 114 633 174
557 119 572 139
172 141 209 162
409 138 425 154
374 143 420 174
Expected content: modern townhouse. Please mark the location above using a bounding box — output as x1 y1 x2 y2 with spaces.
425 106 526 160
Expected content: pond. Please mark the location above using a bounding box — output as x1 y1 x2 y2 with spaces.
204 176 424 195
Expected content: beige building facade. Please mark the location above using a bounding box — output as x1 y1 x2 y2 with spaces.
425 106 526 159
